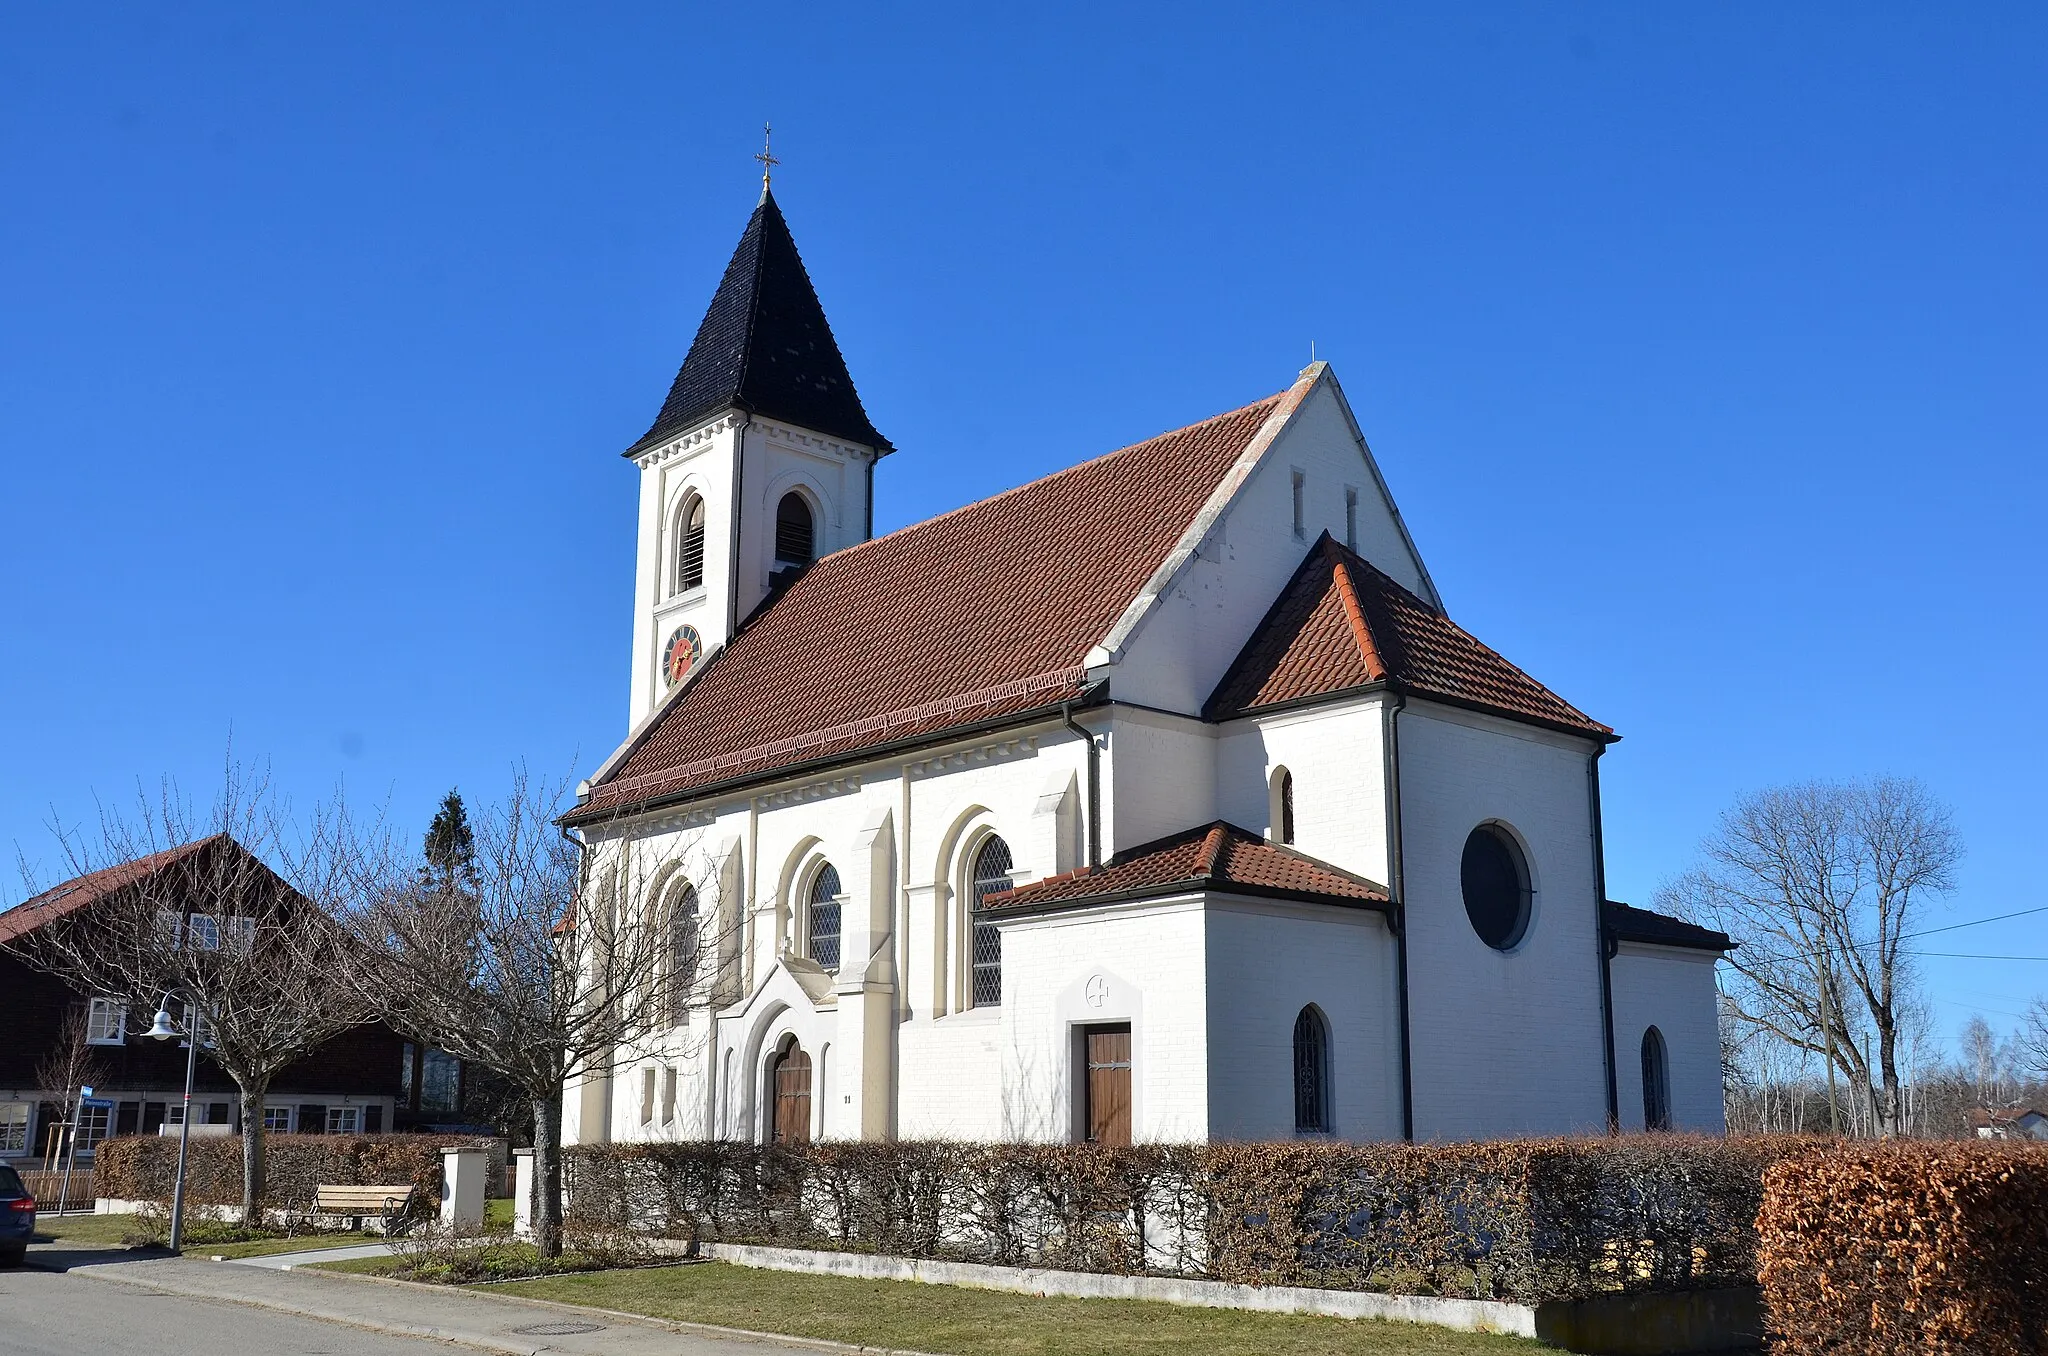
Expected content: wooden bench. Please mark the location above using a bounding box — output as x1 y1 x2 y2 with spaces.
313 1183 418 1232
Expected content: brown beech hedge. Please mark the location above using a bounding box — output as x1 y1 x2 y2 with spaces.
1758 1140 2048 1355
96 1133 499 1215
565 1135 1787 1303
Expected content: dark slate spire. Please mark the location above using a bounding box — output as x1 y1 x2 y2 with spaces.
625 188 890 457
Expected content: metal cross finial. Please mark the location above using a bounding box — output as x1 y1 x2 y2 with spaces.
755 123 779 188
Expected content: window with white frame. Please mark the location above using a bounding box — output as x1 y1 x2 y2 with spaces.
86 998 126 1045
184 914 222 950
75 1102 113 1152
225 915 257 952
0 1102 30 1155
806 863 842 972
326 1107 360 1135
262 1105 295 1132
672 494 707 594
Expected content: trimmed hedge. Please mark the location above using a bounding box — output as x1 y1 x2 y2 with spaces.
1759 1140 2048 1355
565 1135 1786 1304
95 1133 500 1215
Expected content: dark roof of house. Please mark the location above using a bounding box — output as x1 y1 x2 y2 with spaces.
573 391 1290 821
1603 900 1734 953
982 821 1389 915
626 188 888 457
0 837 222 945
1203 533 1613 740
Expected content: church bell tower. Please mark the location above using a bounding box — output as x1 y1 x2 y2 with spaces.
619 184 891 727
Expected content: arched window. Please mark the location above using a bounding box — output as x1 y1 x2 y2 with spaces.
1641 1026 1672 1131
1460 823 1533 951
1292 1005 1330 1133
968 835 1012 1008
665 884 699 1026
673 495 707 593
807 863 842 972
775 492 815 566
1271 768 1296 845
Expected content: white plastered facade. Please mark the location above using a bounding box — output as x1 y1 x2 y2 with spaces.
569 365 1727 1149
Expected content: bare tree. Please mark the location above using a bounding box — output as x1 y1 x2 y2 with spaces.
1660 776 1962 1137
8 765 375 1225
33 1002 110 1162
341 771 734 1257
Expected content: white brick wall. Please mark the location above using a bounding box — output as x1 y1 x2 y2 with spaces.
1609 944 1727 1133
1213 695 1389 885
1395 702 1610 1138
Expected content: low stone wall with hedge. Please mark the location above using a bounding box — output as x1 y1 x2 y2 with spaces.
95 1133 502 1216
565 1136 1786 1306
1758 1139 2048 1354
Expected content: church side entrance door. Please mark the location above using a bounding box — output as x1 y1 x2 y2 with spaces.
1082 1024 1132 1146
772 1039 812 1144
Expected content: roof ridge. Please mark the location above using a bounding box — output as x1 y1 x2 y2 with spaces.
806 390 1289 570
1196 822 1230 878
1324 538 1388 683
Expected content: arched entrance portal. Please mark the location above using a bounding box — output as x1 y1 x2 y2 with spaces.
771 1037 812 1144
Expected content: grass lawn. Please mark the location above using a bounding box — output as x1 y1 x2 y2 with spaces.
33 1211 370 1259
484 1197 514 1228
479 1262 1541 1356
32 1214 137 1247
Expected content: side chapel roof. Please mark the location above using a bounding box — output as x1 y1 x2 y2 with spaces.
982 820 1389 914
625 188 889 457
1603 899 1734 953
1204 533 1613 739
573 391 1291 820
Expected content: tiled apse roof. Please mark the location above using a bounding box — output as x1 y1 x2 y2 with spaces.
1603 900 1734 953
984 820 1388 913
1204 534 1612 739
575 393 1288 819
626 189 888 457
0 837 221 945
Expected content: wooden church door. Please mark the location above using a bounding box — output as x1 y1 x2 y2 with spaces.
1083 1024 1132 1146
772 1040 812 1144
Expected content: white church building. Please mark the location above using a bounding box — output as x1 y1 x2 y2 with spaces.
561 184 1729 1150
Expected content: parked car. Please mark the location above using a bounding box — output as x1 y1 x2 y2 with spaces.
0 1164 33 1263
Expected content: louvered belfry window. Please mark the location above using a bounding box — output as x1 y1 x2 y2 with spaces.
675 497 707 592
1293 1005 1330 1133
969 835 1012 1008
808 863 842 972
775 492 814 566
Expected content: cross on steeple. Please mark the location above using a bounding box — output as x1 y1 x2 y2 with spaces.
755 123 779 189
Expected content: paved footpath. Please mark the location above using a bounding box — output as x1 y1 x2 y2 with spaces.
20 1242 920 1356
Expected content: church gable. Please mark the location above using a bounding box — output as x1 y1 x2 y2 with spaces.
575 392 1287 820
1205 533 1613 739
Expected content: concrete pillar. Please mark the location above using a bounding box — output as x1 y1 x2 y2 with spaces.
509 1148 534 1239
439 1146 487 1227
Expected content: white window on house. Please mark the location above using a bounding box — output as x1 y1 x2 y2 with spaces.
163 1102 187 1127
326 1107 360 1135
225 915 257 951
156 909 184 950
262 1105 295 1132
639 1067 656 1126
0 1102 30 1155
661 1067 678 1127
184 914 222 950
75 1102 113 1153
1344 486 1359 550
86 998 127 1045
1291 469 1306 538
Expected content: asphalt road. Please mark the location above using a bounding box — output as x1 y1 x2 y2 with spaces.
0 1262 458 1355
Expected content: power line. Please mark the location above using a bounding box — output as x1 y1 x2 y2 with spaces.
1722 904 2048 969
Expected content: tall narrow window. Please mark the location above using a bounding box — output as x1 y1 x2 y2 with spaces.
969 835 1013 1008
673 496 707 593
1293 1006 1330 1133
1290 469 1306 537
808 863 842 972
1344 486 1359 550
1641 1026 1672 1131
775 492 815 566
666 885 700 1026
1271 768 1295 845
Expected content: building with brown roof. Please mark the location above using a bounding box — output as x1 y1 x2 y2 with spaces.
564 186 1728 1150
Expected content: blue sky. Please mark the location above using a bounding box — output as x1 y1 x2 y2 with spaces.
3 5 2042 1052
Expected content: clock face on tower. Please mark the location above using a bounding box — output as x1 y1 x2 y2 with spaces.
662 625 703 687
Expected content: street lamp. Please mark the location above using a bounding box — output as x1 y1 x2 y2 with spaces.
147 993 200 1252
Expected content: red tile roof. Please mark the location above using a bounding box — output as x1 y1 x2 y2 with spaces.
574 391 1291 820
1204 534 1612 739
983 821 1388 914
0 837 221 945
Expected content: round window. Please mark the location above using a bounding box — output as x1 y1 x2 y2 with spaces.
1461 825 1531 951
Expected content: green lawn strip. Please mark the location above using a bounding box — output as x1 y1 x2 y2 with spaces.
34 1211 370 1258
32 1214 138 1247
489 1263 1542 1356
201 1233 376 1260
484 1198 514 1229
